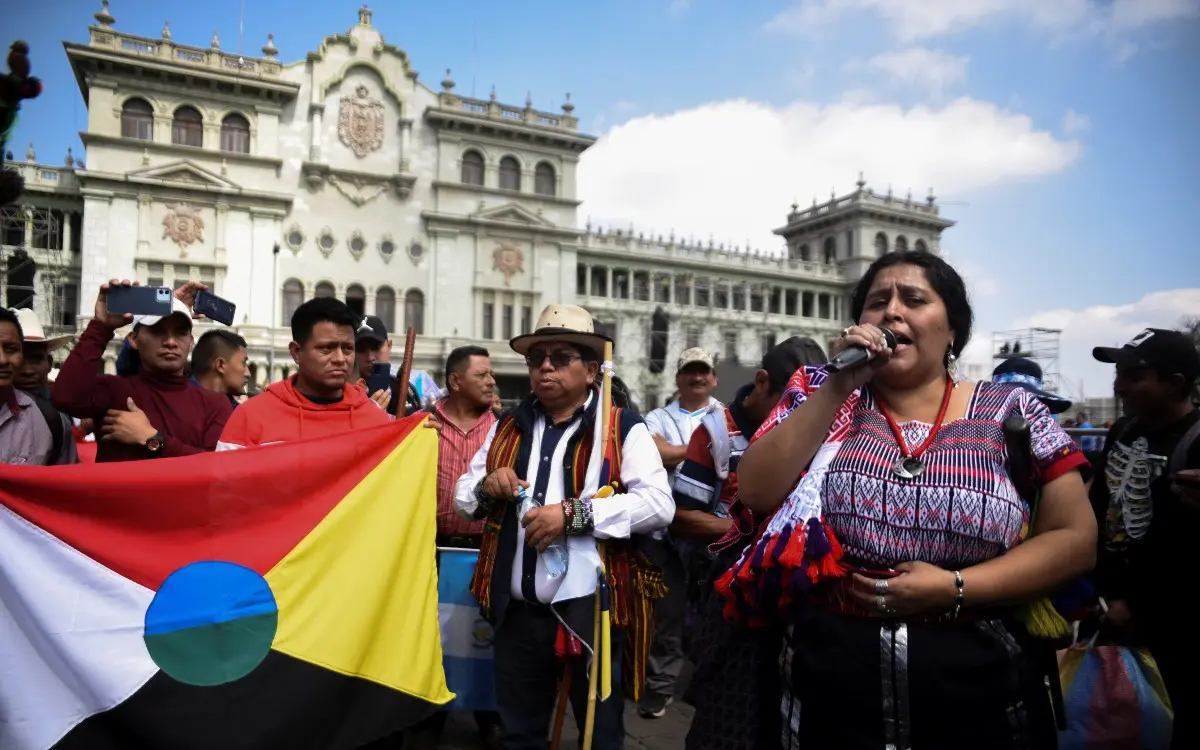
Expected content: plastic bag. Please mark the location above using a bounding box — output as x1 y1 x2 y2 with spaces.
1058 630 1173 750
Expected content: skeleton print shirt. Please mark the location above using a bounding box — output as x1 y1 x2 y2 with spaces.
1092 409 1200 614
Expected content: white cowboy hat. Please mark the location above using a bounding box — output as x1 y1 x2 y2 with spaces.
509 304 612 356
9 307 73 349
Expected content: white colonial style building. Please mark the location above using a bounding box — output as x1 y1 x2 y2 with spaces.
1 3 956 406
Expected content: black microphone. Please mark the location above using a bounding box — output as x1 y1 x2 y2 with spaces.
825 328 899 373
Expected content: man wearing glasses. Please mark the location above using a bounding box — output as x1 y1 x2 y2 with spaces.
454 304 674 750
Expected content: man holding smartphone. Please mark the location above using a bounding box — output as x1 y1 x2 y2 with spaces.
52 280 232 461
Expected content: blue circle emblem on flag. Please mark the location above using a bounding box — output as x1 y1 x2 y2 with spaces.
143 561 278 686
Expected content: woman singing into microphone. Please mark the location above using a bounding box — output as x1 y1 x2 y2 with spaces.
728 251 1096 749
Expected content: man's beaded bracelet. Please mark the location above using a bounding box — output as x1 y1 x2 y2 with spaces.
472 479 494 519
562 497 595 536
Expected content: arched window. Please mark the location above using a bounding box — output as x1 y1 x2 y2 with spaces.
375 286 396 331
461 150 484 186
404 289 425 335
823 237 837 265
281 279 304 325
345 284 366 317
220 113 250 153
172 106 203 147
314 281 335 298
914 238 928 253
874 232 888 256
534 162 557 196
894 235 909 253
499 156 521 191
121 98 154 140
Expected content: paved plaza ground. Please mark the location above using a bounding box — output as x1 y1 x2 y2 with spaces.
439 697 694 750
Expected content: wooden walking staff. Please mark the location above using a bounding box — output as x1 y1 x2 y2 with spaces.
393 326 416 415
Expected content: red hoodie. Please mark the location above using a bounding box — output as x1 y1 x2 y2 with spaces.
217 376 390 449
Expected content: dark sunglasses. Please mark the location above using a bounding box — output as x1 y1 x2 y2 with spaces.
525 350 581 369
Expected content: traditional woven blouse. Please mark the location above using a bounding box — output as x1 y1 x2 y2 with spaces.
760 366 1088 570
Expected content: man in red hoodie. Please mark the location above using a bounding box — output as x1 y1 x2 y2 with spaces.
218 297 390 449
52 279 232 462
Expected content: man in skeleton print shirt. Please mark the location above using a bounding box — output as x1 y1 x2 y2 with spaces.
1091 328 1200 750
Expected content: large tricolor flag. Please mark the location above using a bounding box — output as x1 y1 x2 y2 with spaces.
0 415 453 750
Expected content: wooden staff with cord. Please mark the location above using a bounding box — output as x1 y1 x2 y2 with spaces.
582 341 615 750
393 327 416 415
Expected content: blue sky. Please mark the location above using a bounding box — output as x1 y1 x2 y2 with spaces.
9 0 1200 397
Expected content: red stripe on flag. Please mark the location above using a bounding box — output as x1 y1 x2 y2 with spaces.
0 416 423 591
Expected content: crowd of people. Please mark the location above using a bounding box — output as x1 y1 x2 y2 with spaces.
2 249 1199 749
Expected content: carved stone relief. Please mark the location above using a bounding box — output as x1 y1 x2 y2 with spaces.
337 84 385 158
161 203 205 257
492 243 524 286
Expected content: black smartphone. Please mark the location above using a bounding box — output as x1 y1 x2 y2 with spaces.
367 361 393 395
106 285 173 317
194 289 237 326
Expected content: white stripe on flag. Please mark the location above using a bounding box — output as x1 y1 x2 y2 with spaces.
0 506 159 750
438 602 495 661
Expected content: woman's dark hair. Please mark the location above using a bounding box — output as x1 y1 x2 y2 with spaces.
849 250 973 358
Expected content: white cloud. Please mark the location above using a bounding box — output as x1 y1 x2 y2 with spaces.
766 0 1200 42
668 0 693 17
1004 289 1200 398
578 97 1081 253
1062 108 1091 135
865 47 969 97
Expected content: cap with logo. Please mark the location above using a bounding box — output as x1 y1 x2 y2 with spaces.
1092 328 1200 381
132 297 193 329
355 315 389 345
676 347 714 374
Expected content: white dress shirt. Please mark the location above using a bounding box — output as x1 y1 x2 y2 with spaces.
454 395 674 604
643 397 719 539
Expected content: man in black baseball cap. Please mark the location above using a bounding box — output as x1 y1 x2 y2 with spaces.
354 315 391 378
1091 326 1200 748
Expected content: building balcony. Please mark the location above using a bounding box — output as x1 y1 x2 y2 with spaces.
578 293 845 330
578 227 846 283
85 26 284 78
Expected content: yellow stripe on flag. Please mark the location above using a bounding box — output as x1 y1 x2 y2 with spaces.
264 425 454 705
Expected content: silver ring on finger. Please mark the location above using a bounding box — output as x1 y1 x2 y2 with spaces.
874 578 889 596
876 594 887 611
841 327 851 337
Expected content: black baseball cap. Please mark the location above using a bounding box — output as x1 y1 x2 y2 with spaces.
991 357 1071 414
1093 328 1200 380
762 336 828 392
354 315 389 345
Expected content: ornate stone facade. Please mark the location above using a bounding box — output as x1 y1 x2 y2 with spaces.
9 4 955 405
161 202 205 254
337 85 385 158
492 244 524 286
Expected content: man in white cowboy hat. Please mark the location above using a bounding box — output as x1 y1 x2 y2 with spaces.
7 307 77 465
10 307 73 400
454 303 674 750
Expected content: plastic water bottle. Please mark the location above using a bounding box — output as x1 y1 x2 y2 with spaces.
517 487 570 579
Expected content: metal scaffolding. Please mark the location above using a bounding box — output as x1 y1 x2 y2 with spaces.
992 327 1063 394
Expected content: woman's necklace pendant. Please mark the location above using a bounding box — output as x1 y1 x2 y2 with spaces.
893 456 925 480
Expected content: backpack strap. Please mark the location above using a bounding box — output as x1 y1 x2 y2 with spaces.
1169 415 1200 475
27 394 65 464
